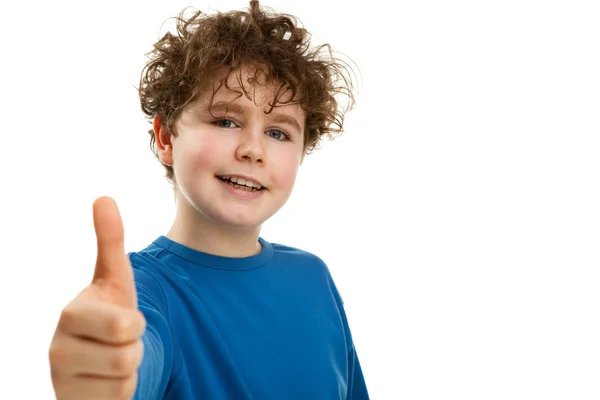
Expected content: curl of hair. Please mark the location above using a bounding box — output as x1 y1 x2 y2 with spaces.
138 0 358 185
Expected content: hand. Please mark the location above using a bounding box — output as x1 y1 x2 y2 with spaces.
49 196 146 400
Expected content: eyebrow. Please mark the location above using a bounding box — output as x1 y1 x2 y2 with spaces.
208 101 303 133
208 101 246 116
269 113 303 134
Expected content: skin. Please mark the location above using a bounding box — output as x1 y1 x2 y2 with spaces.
49 197 145 400
48 67 307 399
156 66 307 257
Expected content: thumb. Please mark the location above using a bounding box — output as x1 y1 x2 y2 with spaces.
91 196 137 308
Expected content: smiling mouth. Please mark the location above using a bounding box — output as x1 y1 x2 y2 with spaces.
217 176 265 192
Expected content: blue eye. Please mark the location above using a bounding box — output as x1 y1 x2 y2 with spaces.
214 119 238 128
267 129 288 141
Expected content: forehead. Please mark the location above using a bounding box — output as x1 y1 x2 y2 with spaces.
198 65 302 113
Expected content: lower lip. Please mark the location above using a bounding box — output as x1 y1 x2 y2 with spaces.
217 178 265 199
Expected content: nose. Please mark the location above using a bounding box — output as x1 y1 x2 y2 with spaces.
235 125 265 166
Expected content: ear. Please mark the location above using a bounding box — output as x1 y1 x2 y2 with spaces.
154 115 174 166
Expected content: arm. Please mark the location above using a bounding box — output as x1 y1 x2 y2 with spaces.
131 263 177 399
347 345 370 400
327 273 370 400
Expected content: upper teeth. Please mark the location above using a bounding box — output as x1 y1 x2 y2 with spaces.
222 175 262 189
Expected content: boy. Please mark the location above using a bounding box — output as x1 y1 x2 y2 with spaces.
48 1 368 398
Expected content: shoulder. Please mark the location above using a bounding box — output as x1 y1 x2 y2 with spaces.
126 238 177 280
126 244 173 316
128 248 167 285
268 240 329 269
269 241 348 302
266 240 342 295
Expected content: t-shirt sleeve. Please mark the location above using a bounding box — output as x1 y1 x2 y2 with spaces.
129 258 177 400
347 345 369 400
326 272 370 400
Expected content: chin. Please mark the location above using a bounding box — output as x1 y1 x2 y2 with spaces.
211 207 269 230
211 198 285 231
218 216 264 231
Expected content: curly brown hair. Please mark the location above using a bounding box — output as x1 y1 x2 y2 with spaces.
138 0 358 186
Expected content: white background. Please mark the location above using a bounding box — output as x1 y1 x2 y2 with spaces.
1 0 599 399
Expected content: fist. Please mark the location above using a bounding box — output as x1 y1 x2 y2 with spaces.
49 197 146 400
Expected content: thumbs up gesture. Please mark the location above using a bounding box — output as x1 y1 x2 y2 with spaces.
49 197 146 399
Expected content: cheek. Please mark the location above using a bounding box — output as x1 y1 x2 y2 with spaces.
271 149 302 189
179 137 227 173
280 167 299 191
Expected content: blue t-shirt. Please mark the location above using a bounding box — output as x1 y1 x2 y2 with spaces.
128 236 369 399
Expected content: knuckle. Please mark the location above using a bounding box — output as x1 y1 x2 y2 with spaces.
110 349 136 374
134 340 144 367
138 339 144 357
51 378 69 399
113 374 138 398
136 311 147 333
107 314 129 340
48 342 67 367
59 307 78 330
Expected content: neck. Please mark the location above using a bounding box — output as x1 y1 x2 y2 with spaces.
166 196 263 258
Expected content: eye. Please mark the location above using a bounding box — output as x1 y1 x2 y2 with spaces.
214 119 239 128
266 129 290 141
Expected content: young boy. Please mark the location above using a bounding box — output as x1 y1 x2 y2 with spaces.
48 1 369 398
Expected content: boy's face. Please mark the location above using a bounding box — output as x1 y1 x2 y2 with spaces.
156 66 306 231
